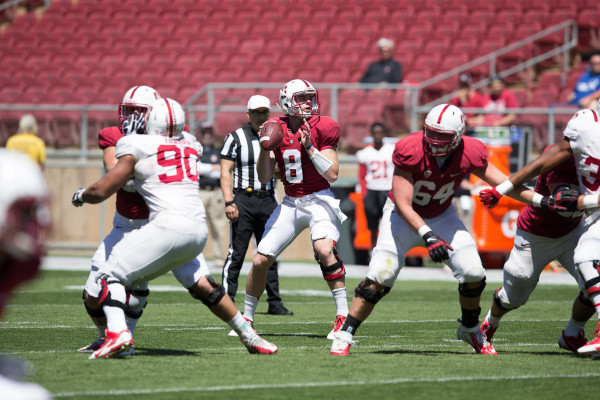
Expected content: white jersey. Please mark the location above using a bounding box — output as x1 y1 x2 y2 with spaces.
563 110 600 195
115 132 205 220
356 143 395 191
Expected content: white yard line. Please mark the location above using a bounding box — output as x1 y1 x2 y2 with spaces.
52 372 600 397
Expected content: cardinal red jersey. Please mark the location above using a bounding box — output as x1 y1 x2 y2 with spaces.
517 153 583 238
98 126 149 220
391 132 487 219
273 116 340 197
0 253 41 317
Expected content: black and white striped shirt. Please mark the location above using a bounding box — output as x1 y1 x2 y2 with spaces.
220 123 275 191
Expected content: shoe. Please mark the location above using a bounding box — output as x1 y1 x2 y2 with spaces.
330 331 354 356
457 325 496 355
558 330 587 353
267 304 294 316
577 325 600 355
78 336 105 352
89 329 133 359
118 347 135 357
327 315 346 340
479 320 498 354
228 317 253 337
240 333 278 354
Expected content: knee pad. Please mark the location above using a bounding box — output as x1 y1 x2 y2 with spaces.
313 241 341 265
125 288 150 320
355 278 391 305
98 276 126 310
493 287 520 311
578 290 594 307
583 260 600 297
190 276 226 307
83 300 105 318
321 260 345 281
458 277 486 298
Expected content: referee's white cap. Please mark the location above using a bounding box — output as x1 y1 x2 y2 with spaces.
247 95 271 111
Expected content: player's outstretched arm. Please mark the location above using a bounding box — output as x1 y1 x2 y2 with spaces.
74 155 135 205
474 162 534 205
479 141 572 208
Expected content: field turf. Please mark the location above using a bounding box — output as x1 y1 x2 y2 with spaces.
1 269 599 399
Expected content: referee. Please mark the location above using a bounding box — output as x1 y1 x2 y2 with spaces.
220 95 292 315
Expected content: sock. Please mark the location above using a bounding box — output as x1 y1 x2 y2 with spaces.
331 287 348 316
563 318 587 337
227 311 254 340
125 316 138 336
341 315 362 335
96 324 107 338
101 283 128 333
485 310 502 328
460 307 481 330
243 294 259 322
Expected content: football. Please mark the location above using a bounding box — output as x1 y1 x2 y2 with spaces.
259 120 283 151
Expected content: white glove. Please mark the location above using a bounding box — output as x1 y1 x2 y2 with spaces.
122 112 145 135
122 176 136 192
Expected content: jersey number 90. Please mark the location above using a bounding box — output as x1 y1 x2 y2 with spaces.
156 145 199 183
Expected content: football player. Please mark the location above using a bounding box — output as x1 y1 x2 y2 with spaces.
480 107 600 355
74 98 277 358
242 79 348 338
356 122 396 248
331 104 535 356
0 149 52 399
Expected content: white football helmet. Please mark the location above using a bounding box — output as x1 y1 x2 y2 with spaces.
571 108 599 122
118 85 161 130
0 149 51 261
279 79 320 118
423 104 466 156
145 98 185 138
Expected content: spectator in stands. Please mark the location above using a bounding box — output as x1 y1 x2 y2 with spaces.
479 75 518 127
449 73 486 127
359 38 403 84
567 51 600 110
197 122 227 268
5 114 46 170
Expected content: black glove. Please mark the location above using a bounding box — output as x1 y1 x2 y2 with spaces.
422 232 454 263
72 188 85 207
553 186 579 212
121 112 145 135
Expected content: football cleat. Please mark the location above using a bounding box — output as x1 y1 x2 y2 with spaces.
327 315 347 340
558 330 587 353
89 329 133 359
240 333 278 354
78 336 105 352
457 325 497 355
330 331 354 356
228 317 254 337
118 346 135 357
479 320 498 354
577 325 600 355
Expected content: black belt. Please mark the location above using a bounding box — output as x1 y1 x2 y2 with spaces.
234 188 274 199
199 185 219 191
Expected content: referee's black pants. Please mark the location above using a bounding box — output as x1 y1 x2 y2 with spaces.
222 192 283 306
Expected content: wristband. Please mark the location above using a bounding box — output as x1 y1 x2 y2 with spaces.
583 195 599 209
531 193 544 207
310 148 333 174
496 180 515 196
225 200 235 207
305 143 313 150
77 189 85 202
417 225 432 239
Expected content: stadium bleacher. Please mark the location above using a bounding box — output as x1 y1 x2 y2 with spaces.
0 0 599 148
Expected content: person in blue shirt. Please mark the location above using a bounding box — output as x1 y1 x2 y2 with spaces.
567 52 600 110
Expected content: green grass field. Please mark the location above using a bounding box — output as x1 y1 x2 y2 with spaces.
1 269 599 399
